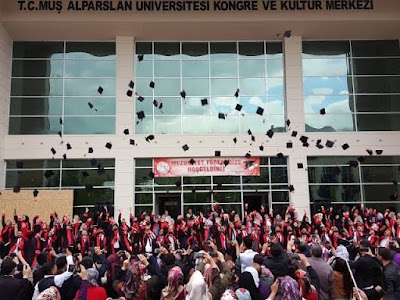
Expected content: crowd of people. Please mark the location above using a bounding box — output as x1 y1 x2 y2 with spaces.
0 203 400 300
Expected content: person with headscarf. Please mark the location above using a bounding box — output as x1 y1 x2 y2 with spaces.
113 259 147 300
75 265 107 300
221 289 238 300
202 253 222 299
185 270 212 300
235 288 252 300
275 276 302 300
161 266 186 300
37 286 61 300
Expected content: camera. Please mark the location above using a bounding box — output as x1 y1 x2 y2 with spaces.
68 264 81 273
194 252 205 259
17 264 24 272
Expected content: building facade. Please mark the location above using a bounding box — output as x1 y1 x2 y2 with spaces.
0 0 399 219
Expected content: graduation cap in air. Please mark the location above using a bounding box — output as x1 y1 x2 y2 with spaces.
63 154 67 160
234 89 240 98
145 135 155 142
153 100 159 107
137 54 144 61
58 131 62 138
215 151 221 157
66 143 72 150
182 144 189 151
159 103 163 110
259 145 264 151
138 96 145 102
149 81 155 88
88 102 97 111
303 142 309 147
376 150 383 155
297 163 304 169
149 171 155 179
105 142 112 150
366 149 373 156
123 129 129 135
224 159 229 166
127 90 133 97
97 86 104 94
16 161 23 169
320 108 326 115
44 170 54 179
349 160 358 168
288 184 295 192
291 131 298 137
245 152 251 159
137 111 145 121
247 129 252 135
90 159 98 167
175 180 182 187
129 139 135 145
286 142 293 149
286 119 291 127
180 90 186 99
51 148 56 155
357 156 365 163
316 144 324 149
245 161 255 169
82 171 90 178
189 158 196 165
251 135 255 142
392 180 398 186
59 117 63 125
33 189 39 198
201 98 208 106
233 137 237 144
266 129 274 139
284 30 292 38
218 113 226 120
277 152 284 158
13 186 21 193
129 80 134 89
256 107 264 116
300 136 308 143
235 104 243 112
325 140 334 148
342 143 349 150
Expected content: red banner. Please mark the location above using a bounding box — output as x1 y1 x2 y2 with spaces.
153 157 260 177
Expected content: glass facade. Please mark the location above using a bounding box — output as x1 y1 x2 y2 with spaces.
10 42 116 135
303 40 400 132
134 41 285 134
308 156 400 212
5 159 115 212
134 157 289 216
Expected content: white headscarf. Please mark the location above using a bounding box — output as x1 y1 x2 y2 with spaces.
185 271 212 300
244 266 260 288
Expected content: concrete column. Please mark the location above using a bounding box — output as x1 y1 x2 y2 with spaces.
283 36 311 216
0 24 12 190
114 36 135 219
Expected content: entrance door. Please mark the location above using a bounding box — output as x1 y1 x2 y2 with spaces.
156 195 181 219
243 192 269 212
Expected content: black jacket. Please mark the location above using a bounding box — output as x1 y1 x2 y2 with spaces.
0 275 33 300
382 262 400 298
264 253 293 277
350 254 383 289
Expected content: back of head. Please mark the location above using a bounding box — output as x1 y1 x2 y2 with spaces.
378 247 393 261
37 253 48 266
359 240 370 252
186 271 207 299
310 244 323 258
253 254 264 265
270 243 283 257
243 236 252 249
298 241 307 253
55 256 67 270
1 257 16 275
163 253 176 266
81 256 94 270
41 261 56 275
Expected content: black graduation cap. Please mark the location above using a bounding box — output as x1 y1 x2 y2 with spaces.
247 129 252 135
266 129 274 139
392 180 398 186
127 90 133 97
88 102 94 109
138 96 145 102
218 113 226 120
149 171 155 179
259 145 264 151
137 111 145 120
153 100 159 107
33 189 39 198
58 131 62 138
235 104 243 112
286 142 293 149
299 136 308 143
291 131 298 137
44 170 54 179
297 163 304 169
182 144 189 151
50 148 56 155
63 153 67 160
180 90 186 99
59 117 63 125
159 103 163 110
303 142 309 147
66 143 72 150
201 98 208 106
215 151 221 157
137 54 144 61
105 142 112 150
277 152 284 158
224 159 229 166
251 135 255 142
234 89 240 98
90 159 98 167
175 180 182 187
123 129 129 135
286 119 291 127
366 149 373 155
129 80 134 89
256 107 264 116
288 184 295 192
189 158 196 165
316 139 322 145
97 86 103 94
82 171 90 177
233 137 237 144
342 143 349 150
283 30 292 38
16 161 23 169
149 81 155 88
325 140 334 148
316 144 324 149
376 150 383 155
245 161 254 169
129 139 135 145
320 108 326 115
349 160 358 168
245 152 251 158
13 186 21 193
357 156 365 163
145 135 155 142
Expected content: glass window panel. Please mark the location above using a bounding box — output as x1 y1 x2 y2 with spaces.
184 193 211 203
242 167 269 183
361 156 400 165
216 203 242 215
213 192 241 203
363 202 400 213
307 157 357 166
351 40 400 57
355 95 400 112
303 58 350 76
182 78 209 97
65 42 115 59
134 206 153 216
239 42 264 57
357 114 400 131
154 116 181 134
239 114 266 133
135 116 153 134
62 169 114 187
303 77 352 96
182 42 208 59
182 61 209 77
135 168 154 185
73 188 114 207
267 115 285 132
211 116 239 133
239 78 266 96
183 204 212 214
63 117 115 134
9 117 62 134
12 60 64 78
154 61 180 77
13 42 64 59
135 193 153 204
64 97 115 115
353 76 400 94
272 191 289 202
270 157 287 165
361 166 398 183
136 97 153 116
304 95 354 114
135 78 153 96
239 60 265 77
64 78 115 96
266 78 284 96
308 166 360 183
154 79 180 96
10 97 63 116
211 61 237 77
352 58 400 76
266 60 284 77
239 96 266 114
154 97 181 115
135 60 153 77
210 42 237 60
302 41 351 58
135 159 153 168
182 116 210 133
11 78 63 96
65 60 116 77
270 167 288 183
6 170 60 188
267 96 285 114
309 185 361 202
266 42 283 58
214 176 241 184
154 42 180 60
363 184 395 202
7 160 60 169
136 42 153 56
210 97 237 115
305 113 355 132
211 78 238 96
183 176 211 184
182 98 210 115
62 159 114 168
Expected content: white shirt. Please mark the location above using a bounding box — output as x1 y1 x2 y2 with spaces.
239 249 257 273
32 271 73 300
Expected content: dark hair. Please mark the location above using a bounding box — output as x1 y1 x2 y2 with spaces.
253 254 264 265
243 236 252 249
41 261 56 275
310 244 322 258
332 258 353 296
163 253 176 266
297 241 307 253
1 257 16 275
378 247 392 261
56 256 67 270
81 256 94 270
37 253 48 266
